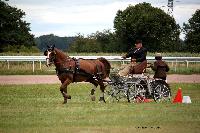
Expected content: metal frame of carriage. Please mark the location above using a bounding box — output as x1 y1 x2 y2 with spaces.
104 70 171 103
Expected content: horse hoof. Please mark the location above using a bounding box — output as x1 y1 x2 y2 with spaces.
67 95 71 99
91 95 96 101
99 97 106 103
63 100 67 104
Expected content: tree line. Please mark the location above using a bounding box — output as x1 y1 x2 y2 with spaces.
0 1 199 53
35 34 75 51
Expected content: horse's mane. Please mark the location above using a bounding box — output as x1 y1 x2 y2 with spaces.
54 48 69 60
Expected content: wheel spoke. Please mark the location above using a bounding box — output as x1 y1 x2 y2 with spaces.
153 81 171 102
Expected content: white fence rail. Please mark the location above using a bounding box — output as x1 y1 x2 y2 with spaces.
0 56 200 72
1 56 200 61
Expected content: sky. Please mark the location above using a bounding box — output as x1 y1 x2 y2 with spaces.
8 0 200 39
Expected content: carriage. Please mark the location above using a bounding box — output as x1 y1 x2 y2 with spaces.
104 69 171 103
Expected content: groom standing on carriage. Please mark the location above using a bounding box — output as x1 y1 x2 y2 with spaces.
119 40 147 76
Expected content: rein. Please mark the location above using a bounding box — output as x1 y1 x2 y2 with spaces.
54 58 73 65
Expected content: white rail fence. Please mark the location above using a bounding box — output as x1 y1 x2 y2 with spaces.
0 56 200 72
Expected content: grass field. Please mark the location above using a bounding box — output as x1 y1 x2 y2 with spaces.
0 83 200 133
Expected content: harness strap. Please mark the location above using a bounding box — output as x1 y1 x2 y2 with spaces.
94 62 103 80
73 58 78 82
56 58 104 83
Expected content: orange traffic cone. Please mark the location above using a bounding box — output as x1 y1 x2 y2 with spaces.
173 88 182 103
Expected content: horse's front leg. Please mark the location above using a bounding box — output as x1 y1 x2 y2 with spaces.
60 79 72 104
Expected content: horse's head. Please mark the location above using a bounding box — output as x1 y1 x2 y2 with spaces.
44 45 56 67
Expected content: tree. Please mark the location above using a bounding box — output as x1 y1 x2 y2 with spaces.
35 34 75 51
68 30 121 53
89 30 121 52
0 0 35 52
114 3 180 52
183 9 200 53
69 34 102 53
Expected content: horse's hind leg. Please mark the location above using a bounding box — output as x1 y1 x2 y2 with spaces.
99 81 106 103
89 80 98 101
60 79 72 104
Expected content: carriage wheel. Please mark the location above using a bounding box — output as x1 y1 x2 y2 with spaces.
153 81 171 102
128 83 146 102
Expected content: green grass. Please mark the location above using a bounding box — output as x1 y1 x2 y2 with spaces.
0 83 200 133
0 62 56 75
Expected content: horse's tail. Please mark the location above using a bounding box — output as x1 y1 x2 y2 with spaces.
98 57 111 78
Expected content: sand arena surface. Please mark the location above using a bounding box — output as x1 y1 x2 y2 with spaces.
0 75 200 85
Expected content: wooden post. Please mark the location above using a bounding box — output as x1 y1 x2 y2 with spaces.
122 60 125 65
33 61 35 73
175 59 177 72
39 61 42 70
7 60 10 69
186 60 189 68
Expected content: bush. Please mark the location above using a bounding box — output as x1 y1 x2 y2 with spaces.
2 45 40 53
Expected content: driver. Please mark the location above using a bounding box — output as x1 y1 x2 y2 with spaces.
118 40 147 76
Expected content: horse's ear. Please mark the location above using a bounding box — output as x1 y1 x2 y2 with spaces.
44 50 48 56
51 44 55 50
47 45 50 48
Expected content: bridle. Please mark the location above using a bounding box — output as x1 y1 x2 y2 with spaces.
44 48 74 67
44 48 57 66
47 51 56 63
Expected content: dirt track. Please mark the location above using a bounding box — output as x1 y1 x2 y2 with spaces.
0 74 200 85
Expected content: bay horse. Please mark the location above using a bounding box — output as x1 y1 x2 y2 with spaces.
44 45 111 104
